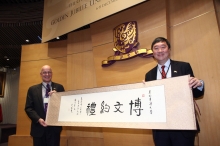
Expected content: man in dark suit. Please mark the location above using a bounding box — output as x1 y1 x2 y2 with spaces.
145 37 204 146
25 65 65 146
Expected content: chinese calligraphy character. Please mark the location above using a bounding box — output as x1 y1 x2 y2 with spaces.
100 101 110 114
114 101 123 113
74 99 76 110
70 104 73 113
129 98 143 116
86 102 96 116
149 90 152 114
80 97 82 114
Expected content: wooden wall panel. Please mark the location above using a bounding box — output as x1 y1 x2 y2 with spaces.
169 0 214 26
66 28 97 91
68 137 104 146
92 42 156 87
67 29 92 54
9 135 68 146
214 0 220 32
21 43 49 61
65 28 100 140
21 41 67 61
169 0 220 145
64 127 103 138
9 135 32 146
48 40 67 58
66 51 97 91
91 0 166 47
16 42 67 135
91 0 167 87
102 128 154 146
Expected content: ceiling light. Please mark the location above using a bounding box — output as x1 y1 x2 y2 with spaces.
7 58 9 60
26 39 29 42
56 36 60 39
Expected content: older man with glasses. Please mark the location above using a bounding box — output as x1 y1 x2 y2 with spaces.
25 65 65 146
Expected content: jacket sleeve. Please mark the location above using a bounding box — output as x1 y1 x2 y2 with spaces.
24 87 41 123
184 63 204 98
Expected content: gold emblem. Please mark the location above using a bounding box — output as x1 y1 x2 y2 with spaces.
102 21 153 67
114 21 137 54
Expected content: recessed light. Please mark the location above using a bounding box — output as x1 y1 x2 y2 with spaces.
26 39 29 42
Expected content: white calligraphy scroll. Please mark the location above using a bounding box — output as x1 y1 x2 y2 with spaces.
46 75 196 130
58 85 166 123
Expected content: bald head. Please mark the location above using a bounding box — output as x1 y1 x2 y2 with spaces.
40 65 53 83
41 65 52 72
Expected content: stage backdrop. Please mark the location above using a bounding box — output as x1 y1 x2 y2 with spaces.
42 0 148 42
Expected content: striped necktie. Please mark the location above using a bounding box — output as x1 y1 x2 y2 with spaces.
44 84 50 113
161 65 166 79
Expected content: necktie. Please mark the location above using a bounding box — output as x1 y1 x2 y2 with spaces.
45 84 50 97
45 84 50 113
161 65 166 79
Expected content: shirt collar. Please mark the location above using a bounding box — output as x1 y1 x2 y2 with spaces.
158 59 171 69
42 82 51 86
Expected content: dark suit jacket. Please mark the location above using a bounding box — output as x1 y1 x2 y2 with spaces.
145 60 204 98
145 60 204 131
25 82 65 137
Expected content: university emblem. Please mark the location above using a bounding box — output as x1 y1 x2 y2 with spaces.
102 21 153 67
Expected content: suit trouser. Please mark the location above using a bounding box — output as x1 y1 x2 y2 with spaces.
33 126 62 146
153 130 196 146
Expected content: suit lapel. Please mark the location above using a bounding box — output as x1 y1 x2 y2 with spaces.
51 82 56 91
36 84 44 109
171 60 179 77
152 66 158 80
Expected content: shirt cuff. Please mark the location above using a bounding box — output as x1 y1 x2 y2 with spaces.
197 80 204 91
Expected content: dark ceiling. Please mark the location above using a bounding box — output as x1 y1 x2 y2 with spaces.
0 0 76 69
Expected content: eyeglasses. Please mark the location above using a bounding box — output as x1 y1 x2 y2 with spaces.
41 71 52 75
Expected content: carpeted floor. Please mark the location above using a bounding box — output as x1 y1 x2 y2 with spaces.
0 124 16 144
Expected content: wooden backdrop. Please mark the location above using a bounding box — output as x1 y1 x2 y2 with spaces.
9 0 220 145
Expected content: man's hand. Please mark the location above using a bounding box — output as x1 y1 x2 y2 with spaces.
38 118 47 127
189 77 202 88
48 90 57 96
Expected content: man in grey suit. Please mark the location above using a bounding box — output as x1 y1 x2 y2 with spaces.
145 37 204 146
25 65 65 146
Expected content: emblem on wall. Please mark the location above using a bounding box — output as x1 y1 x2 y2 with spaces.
102 21 153 67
